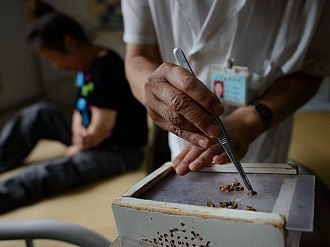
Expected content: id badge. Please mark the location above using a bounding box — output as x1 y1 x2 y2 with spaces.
210 63 249 106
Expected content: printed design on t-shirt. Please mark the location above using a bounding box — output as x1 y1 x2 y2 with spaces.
81 82 94 97
75 71 94 127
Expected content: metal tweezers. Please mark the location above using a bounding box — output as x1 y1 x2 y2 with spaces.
173 47 257 196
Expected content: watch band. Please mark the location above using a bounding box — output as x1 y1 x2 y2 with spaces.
252 103 273 130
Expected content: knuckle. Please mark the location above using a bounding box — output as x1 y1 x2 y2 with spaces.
144 78 155 96
169 125 183 138
145 75 160 89
210 142 221 149
201 150 216 162
146 63 172 88
190 113 206 127
145 77 152 88
160 62 173 70
170 93 187 112
168 111 183 127
181 75 196 91
197 157 208 165
170 66 198 91
181 131 195 145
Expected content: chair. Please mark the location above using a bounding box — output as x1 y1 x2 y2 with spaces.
0 219 111 247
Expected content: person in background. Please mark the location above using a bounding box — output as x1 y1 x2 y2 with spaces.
0 0 148 214
121 1 329 245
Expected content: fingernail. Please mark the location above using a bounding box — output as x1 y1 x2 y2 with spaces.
198 139 208 148
176 163 189 175
206 124 219 137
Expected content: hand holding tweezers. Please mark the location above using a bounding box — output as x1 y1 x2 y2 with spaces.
173 47 257 196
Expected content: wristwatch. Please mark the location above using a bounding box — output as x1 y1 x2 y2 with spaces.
252 103 273 130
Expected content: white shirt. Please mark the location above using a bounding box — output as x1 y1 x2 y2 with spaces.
122 0 330 162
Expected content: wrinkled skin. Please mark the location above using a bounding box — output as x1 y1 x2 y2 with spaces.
144 63 224 149
143 62 264 175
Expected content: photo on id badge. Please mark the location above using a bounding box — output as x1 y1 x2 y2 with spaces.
214 80 224 98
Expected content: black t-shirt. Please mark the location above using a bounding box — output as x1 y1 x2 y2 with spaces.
75 50 148 147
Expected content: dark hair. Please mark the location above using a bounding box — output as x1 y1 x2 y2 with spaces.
25 0 89 53
26 0 55 20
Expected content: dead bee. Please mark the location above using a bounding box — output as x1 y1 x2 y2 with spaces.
231 179 240 187
219 184 230 192
219 201 230 208
246 205 257 211
220 200 238 209
219 178 244 193
207 200 215 207
233 185 244 191
231 201 238 209
220 187 227 192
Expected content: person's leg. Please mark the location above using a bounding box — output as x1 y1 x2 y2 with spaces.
0 145 144 214
0 102 71 173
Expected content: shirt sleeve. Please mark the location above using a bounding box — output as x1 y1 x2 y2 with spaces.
89 53 127 109
122 0 157 44
302 0 330 77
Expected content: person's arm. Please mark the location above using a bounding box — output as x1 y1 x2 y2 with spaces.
253 72 322 128
219 72 323 164
70 110 83 144
65 110 84 156
125 43 224 148
125 43 162 104
173 72 322 175
66 108 116 156
80 106 116 150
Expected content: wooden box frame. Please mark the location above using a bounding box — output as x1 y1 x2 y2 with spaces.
112 163 304 247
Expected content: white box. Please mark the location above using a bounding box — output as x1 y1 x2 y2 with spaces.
112 163 314 247
110 236 157 247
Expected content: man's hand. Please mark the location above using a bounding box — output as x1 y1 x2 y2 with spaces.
172 142 219 175
172 106 264 175
125 44 224 149
145 62 224 148
70 107 116 151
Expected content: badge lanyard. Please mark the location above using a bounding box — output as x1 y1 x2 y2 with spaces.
210 18 250 107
